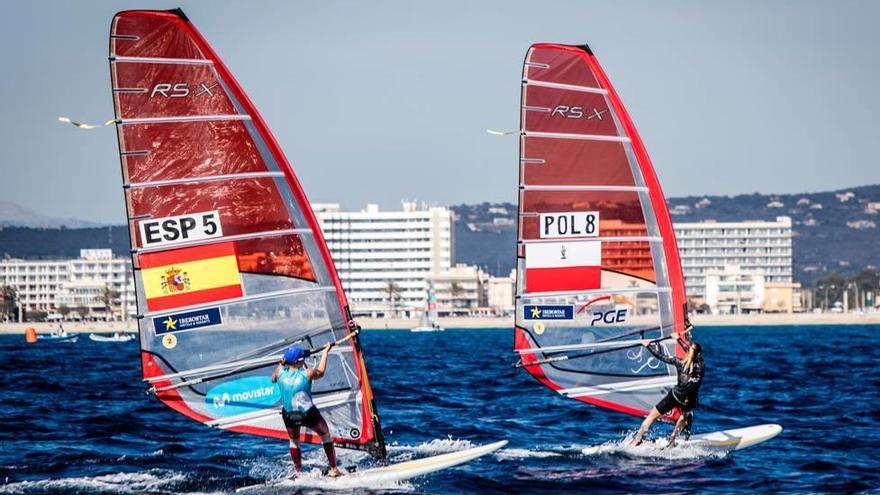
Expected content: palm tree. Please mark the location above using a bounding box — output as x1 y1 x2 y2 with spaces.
101 284 121 321
449 282 466 309
384 281 402 317
0 285 17 322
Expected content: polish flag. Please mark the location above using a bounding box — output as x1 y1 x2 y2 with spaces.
525 241 601 293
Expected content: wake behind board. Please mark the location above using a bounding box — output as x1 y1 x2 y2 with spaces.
582 424 782 456
237 440 507 492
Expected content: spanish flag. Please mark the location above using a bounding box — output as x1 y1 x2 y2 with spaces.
140 242 243 312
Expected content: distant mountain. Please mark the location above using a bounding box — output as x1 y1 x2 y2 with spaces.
0 226 130 260
451 185 880 285
0 201 105 229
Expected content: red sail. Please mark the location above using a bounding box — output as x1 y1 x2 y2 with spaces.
110 9 384 458
515 43 689 418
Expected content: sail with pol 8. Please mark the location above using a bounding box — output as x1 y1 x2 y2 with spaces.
514 43 691 418
109 9 385 458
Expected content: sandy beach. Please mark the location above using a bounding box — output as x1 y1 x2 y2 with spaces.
1 312 878 335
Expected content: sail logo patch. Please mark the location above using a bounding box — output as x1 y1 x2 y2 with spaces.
140 242 243 312
139 210 223 249
205 377 280 417
550 105 607 120
150 82 218 98
539 211 600 239
524 305 574 320
153 307 223 335
577 295 635 326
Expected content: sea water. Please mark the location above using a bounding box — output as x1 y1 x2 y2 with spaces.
0 326 878 494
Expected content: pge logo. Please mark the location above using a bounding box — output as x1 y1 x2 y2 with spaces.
577 295 634 326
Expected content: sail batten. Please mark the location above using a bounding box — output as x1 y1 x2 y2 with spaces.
110 9 385 457
514 43 689 419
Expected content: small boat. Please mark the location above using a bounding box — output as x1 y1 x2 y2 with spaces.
37 333 79 343
411 282 444 332
89 333 135 343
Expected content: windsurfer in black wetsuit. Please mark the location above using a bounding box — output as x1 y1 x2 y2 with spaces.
630 332 704 447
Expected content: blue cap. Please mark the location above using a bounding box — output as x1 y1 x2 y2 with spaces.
283 345 305 363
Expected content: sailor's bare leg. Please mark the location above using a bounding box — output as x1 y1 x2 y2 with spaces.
631 407 662 446
313 416 341 477
284 423 303 474
667 412 688 447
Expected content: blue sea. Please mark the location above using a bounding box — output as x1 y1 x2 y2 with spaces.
1 326 878 494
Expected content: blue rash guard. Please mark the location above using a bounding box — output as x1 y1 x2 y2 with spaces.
276 367 315 414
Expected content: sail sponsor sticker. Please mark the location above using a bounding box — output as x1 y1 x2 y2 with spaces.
576 295 636 326
140 242 243 312
533 322 546 335
153 307 223 335
539 211 599 239
523 305 574 320
138 210 223 249
205 376 280 417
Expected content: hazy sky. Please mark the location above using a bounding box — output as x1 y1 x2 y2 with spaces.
1 1 878 223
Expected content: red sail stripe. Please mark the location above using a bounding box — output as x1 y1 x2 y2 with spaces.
140 241 237 268
524 266 600 293
145 284 243 312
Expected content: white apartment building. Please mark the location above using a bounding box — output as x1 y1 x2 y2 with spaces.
314 202 454 317
426 264 485 317
705 265 766 314
673 217 793 300
485 270 516 316
0 249 136 320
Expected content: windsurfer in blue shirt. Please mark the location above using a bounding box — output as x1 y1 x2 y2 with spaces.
630 332 704 447
272 342 341 477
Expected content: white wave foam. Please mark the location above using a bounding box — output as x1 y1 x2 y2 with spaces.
494 448 561 461
580 436 726 460
0 469 200 495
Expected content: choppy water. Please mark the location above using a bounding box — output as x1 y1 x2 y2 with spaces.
1 326 878 494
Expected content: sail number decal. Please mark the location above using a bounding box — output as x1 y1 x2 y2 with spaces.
539 211 600 239
139 210 223 248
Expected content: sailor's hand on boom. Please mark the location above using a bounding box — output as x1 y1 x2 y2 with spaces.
640 339 651 347
271 359 285 383
310 343 332 381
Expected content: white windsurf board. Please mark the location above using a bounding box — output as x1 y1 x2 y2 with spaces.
238 439 508 492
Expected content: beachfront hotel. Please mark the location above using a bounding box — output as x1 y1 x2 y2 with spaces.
673 217 798 312
0 249 136 320
313 202 455 317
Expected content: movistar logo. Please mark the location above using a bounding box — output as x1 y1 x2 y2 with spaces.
551 105 607 120
150 82 218 98
212 386 275 408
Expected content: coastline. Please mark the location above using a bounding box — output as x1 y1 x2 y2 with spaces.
0 312 877 335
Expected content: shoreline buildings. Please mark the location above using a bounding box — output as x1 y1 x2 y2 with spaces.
314 202 515 317
0 210 804 320
0 249 135 321
673 216 800 314
314 202 455 317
